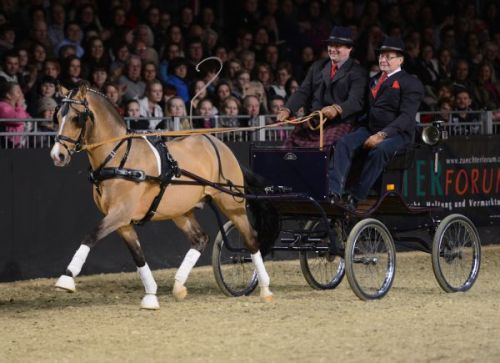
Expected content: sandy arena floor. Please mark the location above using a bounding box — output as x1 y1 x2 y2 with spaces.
1 246 500 362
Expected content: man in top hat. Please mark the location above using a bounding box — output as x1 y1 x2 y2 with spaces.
277 26 367 148
328 36 424 209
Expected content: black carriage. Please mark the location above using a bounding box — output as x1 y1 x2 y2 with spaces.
211 123 481 300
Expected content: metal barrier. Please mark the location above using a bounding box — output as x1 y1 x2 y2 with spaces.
0 110 497 149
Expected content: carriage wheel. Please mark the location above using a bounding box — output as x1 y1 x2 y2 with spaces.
345 218 396 300
299 220 345 289
432 214 481 293
212 221 258 297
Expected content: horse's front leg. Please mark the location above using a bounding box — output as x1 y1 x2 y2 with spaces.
55 210 129 293
117 225 159 310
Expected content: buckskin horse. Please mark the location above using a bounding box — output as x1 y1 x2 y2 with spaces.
49 84 278 309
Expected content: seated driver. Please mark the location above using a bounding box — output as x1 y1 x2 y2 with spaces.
328 36 424 209
277 26 367 149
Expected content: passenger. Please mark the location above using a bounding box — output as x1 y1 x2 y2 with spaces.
328 36 424 209
277 26 368 148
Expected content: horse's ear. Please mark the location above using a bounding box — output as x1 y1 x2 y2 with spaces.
59 85 69 97
79 83 87 98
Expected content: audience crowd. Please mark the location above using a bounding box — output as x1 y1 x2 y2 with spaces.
0 0 499 142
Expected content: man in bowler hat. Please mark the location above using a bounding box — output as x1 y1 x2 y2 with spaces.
329 36 424 208
277 26 367 148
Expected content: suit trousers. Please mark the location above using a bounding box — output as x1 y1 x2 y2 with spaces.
329 127 406 201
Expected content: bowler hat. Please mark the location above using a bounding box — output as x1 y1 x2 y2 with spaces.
324 26 354 46
377 36 406 55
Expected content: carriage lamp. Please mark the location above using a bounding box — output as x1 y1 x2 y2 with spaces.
386 183 396 191
421 120 448 146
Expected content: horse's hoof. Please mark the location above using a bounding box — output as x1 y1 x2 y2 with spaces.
141 294 160 310
260 294 274 303
260 286 273 302
55 275 75 292
172 283 188 301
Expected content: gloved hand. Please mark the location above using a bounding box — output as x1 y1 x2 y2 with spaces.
276 108 290 122
320 105 338 119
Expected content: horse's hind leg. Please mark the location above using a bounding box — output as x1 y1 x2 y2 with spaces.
55 210 130 293
171 213 209 301
117 224 159 310
214 197 273 302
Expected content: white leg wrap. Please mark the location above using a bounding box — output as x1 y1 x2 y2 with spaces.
174 249 201 285
251 251 270 287
67 245 91 277
137 263 157 295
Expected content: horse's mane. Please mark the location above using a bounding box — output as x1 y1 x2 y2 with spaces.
86 87 126 128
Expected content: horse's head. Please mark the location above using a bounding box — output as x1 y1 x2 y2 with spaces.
50 83 95 166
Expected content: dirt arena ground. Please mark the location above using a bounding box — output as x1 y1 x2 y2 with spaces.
1 245 500 363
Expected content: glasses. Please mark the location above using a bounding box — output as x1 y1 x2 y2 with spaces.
379 54 402 61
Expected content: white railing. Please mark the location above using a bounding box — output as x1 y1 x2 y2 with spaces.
0 110 498 149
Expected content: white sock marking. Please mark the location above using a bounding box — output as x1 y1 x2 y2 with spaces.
175 249 201 285
251 251 270 287
67 244 91 277
137 263 157 294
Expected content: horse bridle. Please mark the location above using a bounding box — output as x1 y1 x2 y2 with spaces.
54 95 95 154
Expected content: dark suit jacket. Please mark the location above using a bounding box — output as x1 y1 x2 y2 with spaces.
367 70 424 143
286 57 368 124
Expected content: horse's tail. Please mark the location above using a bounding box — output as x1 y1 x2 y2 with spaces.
241 166 280 256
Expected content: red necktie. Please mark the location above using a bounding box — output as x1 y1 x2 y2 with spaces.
371 72 388 98
330 63 337 80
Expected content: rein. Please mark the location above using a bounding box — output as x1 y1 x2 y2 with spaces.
77 110 327 152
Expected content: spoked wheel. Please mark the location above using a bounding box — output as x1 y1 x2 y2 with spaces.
212 221 258 297
345 218 396 300
299 220 345 289
432 214 481 292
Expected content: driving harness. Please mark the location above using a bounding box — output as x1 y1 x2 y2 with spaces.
89 135 181 225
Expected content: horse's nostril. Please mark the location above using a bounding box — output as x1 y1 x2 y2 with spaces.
58 153 65 162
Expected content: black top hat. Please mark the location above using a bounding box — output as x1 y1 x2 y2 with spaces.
324 26 354 46
377 36 406 55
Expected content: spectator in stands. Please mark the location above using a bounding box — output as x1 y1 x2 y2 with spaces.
75 4 102 36
158 96 189 130
416 43 439 87
118 55 146 102
435 97 453 123
255 63 273 96
0 50 20 83
242 94 260 127
452 89 479 124
195 98 215 128
158 43 181 84
104 82 125 116
142 60 158 83
220 95 241 128
471 62 500 111
165 57 190 103
36 96 58 132
28 75 57 115
20 19 54 59
0 81 31 148
89 65 109 92
0 24 15 59
214 80 233 110
233 69 251 100
60 55 82 89
138 79 164 129
437 48 453 82
278 26 367 148
269 95 285 116
189 79 208 111
166 25 185 52
264 44 280 73
269 62 292 99
82 36 110 79
47 3 66 49
125 99 148 130
56 21 84 59
109 42 131 81
41 59 61 80
240 50 256 74
452 59 473 93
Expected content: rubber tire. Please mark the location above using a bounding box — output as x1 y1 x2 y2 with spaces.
212 221 258 297
299 220 345 289
432 214 481 293
345 218 396 300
